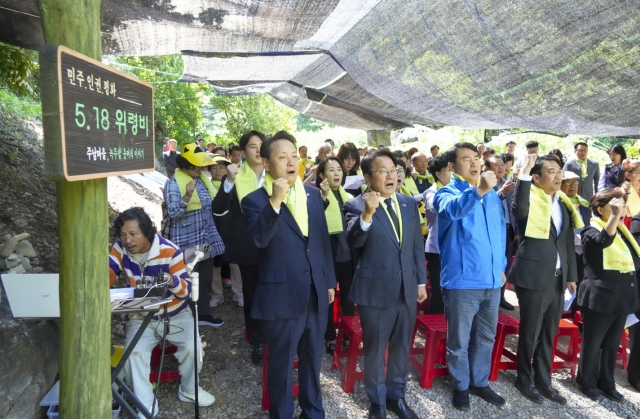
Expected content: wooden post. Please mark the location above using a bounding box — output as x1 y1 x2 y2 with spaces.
38 1 111 418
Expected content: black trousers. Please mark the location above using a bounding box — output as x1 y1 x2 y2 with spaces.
628 322 640 391
576 307 627 391
263 285 326 419
515 284 564 386
190 257 214 316
239 264 264 347
426 253 444 314
359 296 416 405
325 260 356 341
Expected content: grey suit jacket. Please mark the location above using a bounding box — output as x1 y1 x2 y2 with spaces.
343 193 427 309
564 159 600 201
507 179 578 291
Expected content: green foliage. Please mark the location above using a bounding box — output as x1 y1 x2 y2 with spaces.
0 42 39 99
209 92 297 143
296 113 327 132
0 89 41 120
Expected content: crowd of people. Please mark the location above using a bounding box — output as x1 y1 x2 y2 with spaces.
109 133 640 419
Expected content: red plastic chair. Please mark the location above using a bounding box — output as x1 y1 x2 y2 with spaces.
551 319 580 378
331 316 365 393
409 314 448 389
149 344 181 383
489 314 520 381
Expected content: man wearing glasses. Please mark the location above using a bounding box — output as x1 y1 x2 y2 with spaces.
508 154 581 405
344 149 427 419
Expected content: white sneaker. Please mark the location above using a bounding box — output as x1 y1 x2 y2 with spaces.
233 295 245 308
178 385 216 406
209 296 224 308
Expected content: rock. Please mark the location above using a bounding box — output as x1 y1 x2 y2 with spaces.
15 241 36 258
13 218 28 228
34 267 44 273
0 286 60 419
0 237 18 258
5 254 22 269
20 257 31 271
32 258 39 266
8 265 25 274
14 233 30 242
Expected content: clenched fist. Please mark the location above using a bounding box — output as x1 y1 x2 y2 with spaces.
319 178 330 200
362 191 380 222
185 179 196 195
477 171 497 197
226 163 239 183
522 154 537 175
271 177 291 209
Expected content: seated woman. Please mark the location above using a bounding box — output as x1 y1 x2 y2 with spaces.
577 189 640 402
109 207 215 415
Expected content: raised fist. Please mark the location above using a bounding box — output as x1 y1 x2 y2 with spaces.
226 163 239 183
271 177 291 208
477 171 497 196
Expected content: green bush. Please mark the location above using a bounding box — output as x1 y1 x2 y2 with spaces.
0 89 41 121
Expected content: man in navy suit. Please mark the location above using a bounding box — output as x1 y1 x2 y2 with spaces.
242 131 336 419
343 149 427 419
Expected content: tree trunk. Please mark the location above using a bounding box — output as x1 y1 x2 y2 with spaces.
366 129 392 147
38 1 111 418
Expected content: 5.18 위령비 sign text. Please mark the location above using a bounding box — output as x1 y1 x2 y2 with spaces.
40 45 154 181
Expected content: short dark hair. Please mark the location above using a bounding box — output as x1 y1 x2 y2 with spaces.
507 140 516 146
212 145 226 154
229 145 242 154
316 156 345 184
444 142 478 165
337 142 361 174
548 149 565 165
239 130 267 151
525 141 539 149
485 155 503 168
393 150 408 161
113 207 157 244
591 188 624 216
574 141 588 150
299 145 307 151
608 144 627 161
325 139 335 146
530 154 562 176
360 149 398 176
430 145 439 151
395 158 410 176
500 153 515 164
176 154 196 171
260 131 297 160
483 147 495 156
428 153 450 178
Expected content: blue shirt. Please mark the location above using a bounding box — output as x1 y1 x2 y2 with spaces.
434 176 506 289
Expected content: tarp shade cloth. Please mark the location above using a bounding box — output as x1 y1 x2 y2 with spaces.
2 0 640 134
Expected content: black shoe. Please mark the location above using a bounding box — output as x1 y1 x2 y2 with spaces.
579 386 601 401
452 389 470 411
198 315 224 327
368 403 386 419
469 385 506 406
514 380 544 403
500 299 515 310
341 335 350 350
251 343 264 365
326 341 336 356
535 384 567 405
601 388 624 402
386 398 418 419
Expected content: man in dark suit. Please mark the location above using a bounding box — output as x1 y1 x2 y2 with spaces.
243 131 336 419
564 142 600 201
212 130 267 364
509 154 579 405
163 139 179 178
343 149 427 419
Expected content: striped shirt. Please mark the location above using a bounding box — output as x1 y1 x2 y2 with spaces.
163 176 225 256
109 234 191 318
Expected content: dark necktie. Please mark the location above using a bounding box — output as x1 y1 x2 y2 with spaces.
385 198 400 240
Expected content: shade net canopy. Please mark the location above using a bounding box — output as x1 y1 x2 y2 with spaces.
2 0 640 134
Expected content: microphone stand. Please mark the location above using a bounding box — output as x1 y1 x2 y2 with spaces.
185 251 204 419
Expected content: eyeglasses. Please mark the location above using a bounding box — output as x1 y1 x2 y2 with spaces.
372 169 399 177
563 180 579 185
544 169 564 177
119 232 143 242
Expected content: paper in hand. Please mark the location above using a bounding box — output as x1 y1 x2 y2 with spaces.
563 288 576 312
626 314 640 329
344 175 364 190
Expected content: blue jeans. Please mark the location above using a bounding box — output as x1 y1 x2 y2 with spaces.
442 288 500 391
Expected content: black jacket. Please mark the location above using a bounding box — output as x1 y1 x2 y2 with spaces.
577 226 640 315
507 179 578 291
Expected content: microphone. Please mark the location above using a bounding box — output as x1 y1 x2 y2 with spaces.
186 251 205 274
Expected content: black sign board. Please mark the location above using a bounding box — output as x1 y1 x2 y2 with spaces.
40 45 154 181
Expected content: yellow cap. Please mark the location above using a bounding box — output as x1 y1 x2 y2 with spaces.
182 143 214 167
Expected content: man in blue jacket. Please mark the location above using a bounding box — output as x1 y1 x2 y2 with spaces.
434 142 507 411
243 131 336 419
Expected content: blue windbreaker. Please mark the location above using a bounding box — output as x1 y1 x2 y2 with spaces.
434 176 506 289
